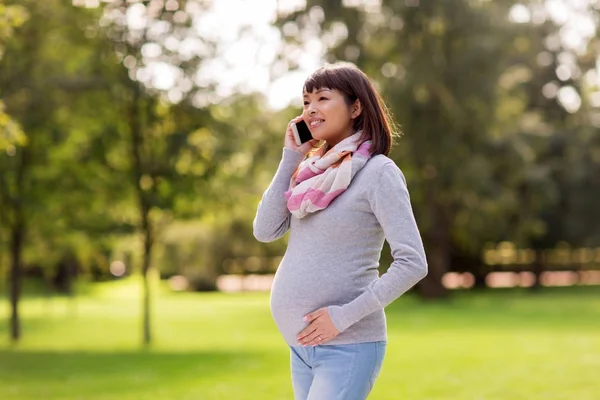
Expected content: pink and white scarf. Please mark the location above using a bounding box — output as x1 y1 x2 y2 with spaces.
284 132 372 219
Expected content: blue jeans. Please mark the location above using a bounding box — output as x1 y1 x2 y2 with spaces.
290 341 386 400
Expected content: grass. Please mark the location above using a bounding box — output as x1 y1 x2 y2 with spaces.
0 279 599 399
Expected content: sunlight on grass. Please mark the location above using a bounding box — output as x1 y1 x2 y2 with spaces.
0 280 599 400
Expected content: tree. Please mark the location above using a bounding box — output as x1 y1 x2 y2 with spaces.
0 1 27 151
1 0 283 345
0 2 27 325
277 1 549 297
0 0 116 341
96 0 241 345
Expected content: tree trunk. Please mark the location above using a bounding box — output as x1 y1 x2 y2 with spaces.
128 82 153 346
10 217 24 342
420 221 450 299
530 249 544 292
419 187 450 299
472 270 487 289
140 207 153 346
0 225 4 300
6 146 27 343
420 237 449 298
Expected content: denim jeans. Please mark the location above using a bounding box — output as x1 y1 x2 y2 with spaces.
290 341 387 400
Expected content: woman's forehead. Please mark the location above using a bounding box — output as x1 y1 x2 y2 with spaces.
302 87 333 96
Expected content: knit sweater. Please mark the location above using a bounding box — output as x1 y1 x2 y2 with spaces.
253 147 428 346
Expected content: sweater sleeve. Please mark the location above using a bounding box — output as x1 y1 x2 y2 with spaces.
328 161 428 332
253 148 305 243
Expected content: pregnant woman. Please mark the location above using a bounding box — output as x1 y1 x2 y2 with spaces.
253 62 428 400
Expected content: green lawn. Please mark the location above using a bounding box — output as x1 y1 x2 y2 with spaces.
0 279 599 399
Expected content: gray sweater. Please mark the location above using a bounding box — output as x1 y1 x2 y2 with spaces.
253 148 427 346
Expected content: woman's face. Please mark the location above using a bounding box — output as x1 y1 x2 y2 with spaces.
302 88 356 147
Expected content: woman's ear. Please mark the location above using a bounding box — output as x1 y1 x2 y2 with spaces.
351 100 362 119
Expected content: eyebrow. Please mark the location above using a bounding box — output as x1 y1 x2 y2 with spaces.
303 88 331 97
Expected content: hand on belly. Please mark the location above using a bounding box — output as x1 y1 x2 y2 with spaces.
296 307 340 346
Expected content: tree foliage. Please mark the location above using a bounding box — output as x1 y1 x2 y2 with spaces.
276 0 600 296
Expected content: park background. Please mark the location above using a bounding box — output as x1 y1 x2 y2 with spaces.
1 0 599 399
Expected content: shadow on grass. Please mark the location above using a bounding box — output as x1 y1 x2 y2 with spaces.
0 349 284 399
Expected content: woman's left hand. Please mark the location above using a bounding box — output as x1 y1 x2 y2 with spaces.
297 308 340 346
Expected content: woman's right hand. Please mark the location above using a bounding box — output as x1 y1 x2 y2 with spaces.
285 116 319 155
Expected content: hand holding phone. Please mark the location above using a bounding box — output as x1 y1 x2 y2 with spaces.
291 119 314 147
286 117 317 155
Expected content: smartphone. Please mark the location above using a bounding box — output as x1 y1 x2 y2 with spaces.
291 120 313 147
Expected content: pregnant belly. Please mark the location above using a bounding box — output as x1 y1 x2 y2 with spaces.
270 268 318 321
270 263 347 312
269 264 359 344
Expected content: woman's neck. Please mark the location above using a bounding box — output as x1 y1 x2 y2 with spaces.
326 127 356 149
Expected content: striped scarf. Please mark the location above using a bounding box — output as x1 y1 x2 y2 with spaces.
284 132 372 219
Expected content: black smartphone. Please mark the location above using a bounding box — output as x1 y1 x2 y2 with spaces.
291 120 313 146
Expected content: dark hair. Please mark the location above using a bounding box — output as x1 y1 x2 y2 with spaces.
303 62 399 156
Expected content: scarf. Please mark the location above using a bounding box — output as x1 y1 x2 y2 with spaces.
284 132 372 219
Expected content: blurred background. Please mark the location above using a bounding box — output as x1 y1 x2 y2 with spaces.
0 0 599 399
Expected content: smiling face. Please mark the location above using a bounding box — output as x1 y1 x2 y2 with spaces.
302 88 359 148
301 63 396 156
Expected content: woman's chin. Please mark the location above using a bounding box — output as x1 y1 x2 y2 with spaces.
311 131 330 142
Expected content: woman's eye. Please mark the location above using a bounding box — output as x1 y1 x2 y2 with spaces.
319 97 328 101
303 101 309 106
